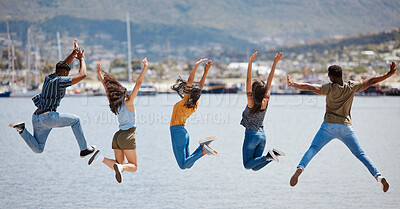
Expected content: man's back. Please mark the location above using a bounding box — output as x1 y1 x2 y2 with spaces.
321 80 364 125
32 73 72 110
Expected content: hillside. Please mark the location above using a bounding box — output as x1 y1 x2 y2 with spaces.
1 0 400 42
269 28 400 55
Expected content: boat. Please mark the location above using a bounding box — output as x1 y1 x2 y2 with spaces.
358 85 384 96
384 88 400 96
0 91 11 97
138 83 157 96
201 82 238 94
202 82 225 94
299 90 316 95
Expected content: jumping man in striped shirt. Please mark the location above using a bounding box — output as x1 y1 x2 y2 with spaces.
9 39 96 158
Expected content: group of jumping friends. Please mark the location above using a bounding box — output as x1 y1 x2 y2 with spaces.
9 39 396 192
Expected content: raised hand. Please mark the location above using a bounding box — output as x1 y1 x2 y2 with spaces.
142 57 148 68
204 60 212 71
73 38 80 54
389 61 397 75
76 48 85 60
274 52 284 63
287 75 293 87
249 51 257 62
96 64 101 74
196 58 208 66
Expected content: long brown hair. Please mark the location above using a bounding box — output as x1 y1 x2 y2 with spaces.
103 71 128 115
248 79 266 114
171 77 201 108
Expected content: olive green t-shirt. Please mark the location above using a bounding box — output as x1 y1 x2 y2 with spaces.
321 81 364 125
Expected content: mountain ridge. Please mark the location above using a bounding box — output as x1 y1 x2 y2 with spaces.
1 0 400 41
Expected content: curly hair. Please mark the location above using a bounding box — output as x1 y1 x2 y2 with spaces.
171 77 201 108
247 79 267 114
103 71 128 115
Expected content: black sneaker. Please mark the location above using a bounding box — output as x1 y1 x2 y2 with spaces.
80 145 96 158
265 150 279 162
88 150 101 166
9 122 25 134
272 148 286 157
113 163 123 183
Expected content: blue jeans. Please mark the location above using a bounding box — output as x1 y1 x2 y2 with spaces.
170 125 204 169
242 129 271 171
20 112 88 153
298 121 380 177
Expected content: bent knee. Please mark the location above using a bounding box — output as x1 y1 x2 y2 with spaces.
178 164 187 170
33 147 45 153
72 117 81 126
352 149 365 158
309 145 321 152
243 162 253 170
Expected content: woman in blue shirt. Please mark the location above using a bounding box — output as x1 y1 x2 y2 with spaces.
89 58 148 183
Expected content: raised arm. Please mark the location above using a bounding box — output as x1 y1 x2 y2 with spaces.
362 61 397 91
183 58 207 99
95 64 106 89
265 52 283 100
246 52 257 107
64 38 79 65
71 48 87 85
246 52 257 94
127 57 148 102
287 75 322 95
198 60 212 89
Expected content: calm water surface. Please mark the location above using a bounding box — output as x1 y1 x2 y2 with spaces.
0 94 399 208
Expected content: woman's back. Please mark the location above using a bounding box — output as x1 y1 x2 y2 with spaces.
240 105 267 132
118 100 136 130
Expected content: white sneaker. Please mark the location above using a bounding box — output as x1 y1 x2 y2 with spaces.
113 163 123 183
265 150 279 162
377 176 389 192
202 144 219 156
199 136 216 146
88 150 104 166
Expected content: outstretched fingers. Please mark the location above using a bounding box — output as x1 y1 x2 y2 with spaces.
142 57 148 66
205 60 213 70
196 58 208 65
96 64 101 72
250 51 257 61
274 52 284 62
74 38 79 53
390 61 397 74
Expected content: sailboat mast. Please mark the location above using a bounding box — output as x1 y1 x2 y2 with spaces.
34 46 40 85
26 28 31 87
57 32 62 61
126 13 132 82
6 21 14 89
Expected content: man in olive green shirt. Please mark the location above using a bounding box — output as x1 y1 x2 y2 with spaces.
287 61 397 193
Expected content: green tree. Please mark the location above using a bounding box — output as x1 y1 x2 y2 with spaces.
110 58 128 70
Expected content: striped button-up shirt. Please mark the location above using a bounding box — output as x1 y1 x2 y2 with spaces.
32 72 72 110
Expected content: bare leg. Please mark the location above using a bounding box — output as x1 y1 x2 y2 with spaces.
102 149 125 170
122 149 138 173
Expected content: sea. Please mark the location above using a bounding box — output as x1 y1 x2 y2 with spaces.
0 94 399 208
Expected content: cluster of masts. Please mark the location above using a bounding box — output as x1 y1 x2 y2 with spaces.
5 21 41 91
5 13 136 91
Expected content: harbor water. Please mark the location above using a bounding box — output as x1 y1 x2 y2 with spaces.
0 94 399 208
